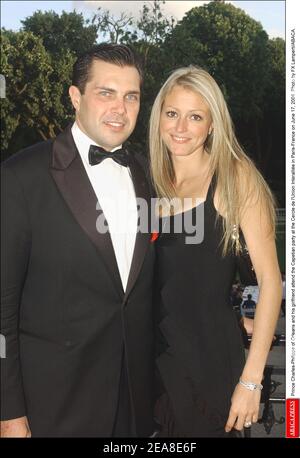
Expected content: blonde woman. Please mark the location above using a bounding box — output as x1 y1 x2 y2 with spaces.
150 66 282 437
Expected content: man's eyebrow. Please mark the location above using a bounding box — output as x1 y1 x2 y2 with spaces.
94 86 140 95
125 90 141 95
94 86 116 92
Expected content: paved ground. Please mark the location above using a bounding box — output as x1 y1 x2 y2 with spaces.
244 316 286 438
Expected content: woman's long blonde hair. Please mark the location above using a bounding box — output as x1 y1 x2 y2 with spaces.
149 66 276 255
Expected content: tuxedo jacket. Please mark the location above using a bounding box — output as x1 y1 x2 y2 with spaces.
1 125 155 437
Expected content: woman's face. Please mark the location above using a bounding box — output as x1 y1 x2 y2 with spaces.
160 85 213 158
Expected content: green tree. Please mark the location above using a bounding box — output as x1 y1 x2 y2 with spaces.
162 2 270 117
1 31 53 154
261 37 285 205
1 33 19 153
0 29 76 159
135 1 176 46
1 10 99 158
89 7 134 44
21 10 98 56
265 38 285 118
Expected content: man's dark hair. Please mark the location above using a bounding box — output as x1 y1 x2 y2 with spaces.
72 43 143 93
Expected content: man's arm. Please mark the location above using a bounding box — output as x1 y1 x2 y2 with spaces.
1 164 31 435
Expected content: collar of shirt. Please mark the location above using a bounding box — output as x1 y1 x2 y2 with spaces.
71 121 123 169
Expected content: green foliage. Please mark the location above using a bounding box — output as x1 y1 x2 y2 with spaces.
1 33 19 151
90 7 134 44
134 0 176 45
1 31 52 152
266 37 285 112
162 2 270 121
1 29 76 154
1 10 98 157
89 1 175 47
22 10 98 56
259 37 285 204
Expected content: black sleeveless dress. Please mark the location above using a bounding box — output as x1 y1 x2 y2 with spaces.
154 176 245 437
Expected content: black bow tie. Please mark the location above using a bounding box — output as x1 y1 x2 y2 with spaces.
88 145 130 167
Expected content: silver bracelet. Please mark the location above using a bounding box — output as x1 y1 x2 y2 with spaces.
239 379 263 391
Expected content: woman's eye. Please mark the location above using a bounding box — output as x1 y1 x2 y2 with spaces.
191 114 202 121
166 111 177 118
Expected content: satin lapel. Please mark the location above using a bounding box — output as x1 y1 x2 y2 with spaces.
50 126 124 297
124 156 152 304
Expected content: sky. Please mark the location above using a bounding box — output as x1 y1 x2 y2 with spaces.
1 0 286 39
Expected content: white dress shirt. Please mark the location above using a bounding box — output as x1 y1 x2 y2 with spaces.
71 122 138 292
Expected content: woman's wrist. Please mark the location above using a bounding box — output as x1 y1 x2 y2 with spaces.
239 378 263 391
240 369 264 385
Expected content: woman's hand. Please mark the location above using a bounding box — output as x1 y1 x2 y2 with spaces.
225 383 261 432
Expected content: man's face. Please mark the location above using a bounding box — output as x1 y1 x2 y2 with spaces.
69 60 141 151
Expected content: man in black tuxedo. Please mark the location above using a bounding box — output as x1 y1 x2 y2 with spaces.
1 44 155 437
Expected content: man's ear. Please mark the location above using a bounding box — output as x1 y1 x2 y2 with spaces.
69 86 81 111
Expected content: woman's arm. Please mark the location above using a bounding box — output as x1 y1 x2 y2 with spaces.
240 207 282 382
225 180 282 432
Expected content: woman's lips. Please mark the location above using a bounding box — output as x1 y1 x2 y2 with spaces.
171 135 190 144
